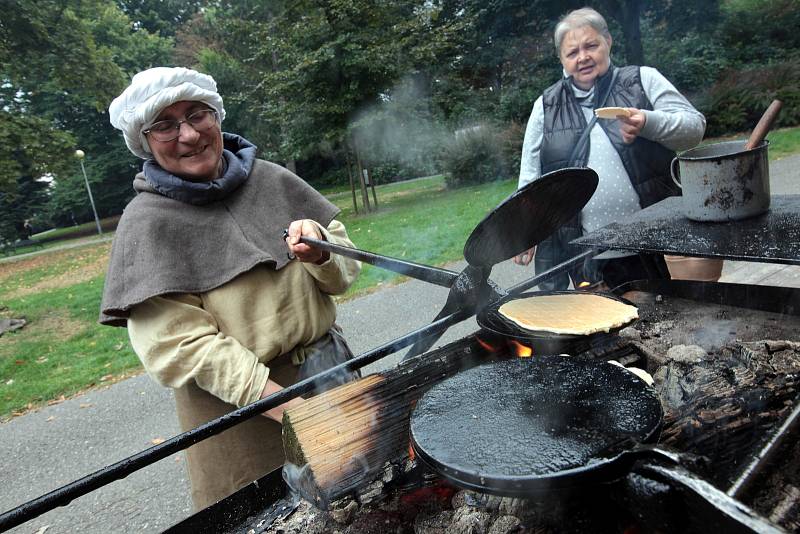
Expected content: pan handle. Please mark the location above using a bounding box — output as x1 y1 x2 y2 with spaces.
285 231 459 288
626 456 780 533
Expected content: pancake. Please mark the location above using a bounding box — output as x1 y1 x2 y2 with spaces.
594 106 632 119
498 293 638 335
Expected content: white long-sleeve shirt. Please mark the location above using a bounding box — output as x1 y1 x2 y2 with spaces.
519 66 706 189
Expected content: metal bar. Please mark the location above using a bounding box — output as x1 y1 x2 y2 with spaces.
296 234 459 288
727 396 800 499
506 249 600 296
0 309 471 532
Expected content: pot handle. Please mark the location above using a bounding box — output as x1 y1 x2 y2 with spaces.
670 157 682 189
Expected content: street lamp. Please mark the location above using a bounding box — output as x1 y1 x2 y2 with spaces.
74 149 103 235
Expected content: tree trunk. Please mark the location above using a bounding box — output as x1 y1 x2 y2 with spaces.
367 167 378 209
600 0 645 65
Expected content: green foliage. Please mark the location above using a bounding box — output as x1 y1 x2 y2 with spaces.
701 62 800 137
643 27 731 93
0 0 173 233
439 124 508 188
0 112 75 241
498 121 525 179
720 0 800 65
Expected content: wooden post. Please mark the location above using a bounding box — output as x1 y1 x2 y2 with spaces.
367 167 378 209
345 150 358 214
355 149 371 212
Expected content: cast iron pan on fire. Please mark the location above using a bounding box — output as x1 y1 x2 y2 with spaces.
410 357 776 531
476 290 638 354
410 356 663 495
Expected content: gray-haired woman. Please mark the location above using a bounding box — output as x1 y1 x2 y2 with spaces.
101 67 361 510
514 7 709 289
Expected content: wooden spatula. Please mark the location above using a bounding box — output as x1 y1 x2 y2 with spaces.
745 100 782 150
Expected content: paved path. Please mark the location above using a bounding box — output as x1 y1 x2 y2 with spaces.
2 154 799 533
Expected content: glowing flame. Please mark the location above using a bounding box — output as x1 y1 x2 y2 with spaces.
408 442 416 461
578 281 591 288
510 340 533 358
476 336 502 353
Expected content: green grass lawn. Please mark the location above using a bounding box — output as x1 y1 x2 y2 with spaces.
0 175 515 418
1 125 799 419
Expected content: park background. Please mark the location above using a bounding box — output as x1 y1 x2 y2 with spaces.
3 0 800 242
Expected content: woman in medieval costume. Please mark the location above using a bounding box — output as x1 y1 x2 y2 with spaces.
101 67 361 510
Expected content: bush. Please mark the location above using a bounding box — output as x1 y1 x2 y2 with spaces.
699 62 800 137
439 124 508 189
498 121 525 180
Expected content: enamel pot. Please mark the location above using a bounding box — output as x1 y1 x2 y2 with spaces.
670 140 770 222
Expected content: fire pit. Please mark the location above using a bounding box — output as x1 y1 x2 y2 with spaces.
6 192 800 533
168 279 800 533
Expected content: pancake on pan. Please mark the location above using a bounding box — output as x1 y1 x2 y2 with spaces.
498 293 638 335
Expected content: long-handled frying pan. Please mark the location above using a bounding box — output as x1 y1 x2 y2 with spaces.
294 168 600 356
295 168 598 284
409 357 779 532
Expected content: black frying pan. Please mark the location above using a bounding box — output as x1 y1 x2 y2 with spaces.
410 357 662 494
410 357 777 531
476 291 638 354
463 167 598 267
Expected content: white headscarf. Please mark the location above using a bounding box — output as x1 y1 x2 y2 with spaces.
108 67 226 159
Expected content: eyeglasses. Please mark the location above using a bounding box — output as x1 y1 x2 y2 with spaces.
143 109 218 142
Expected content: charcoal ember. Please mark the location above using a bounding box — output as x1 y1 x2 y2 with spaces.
765 340 800 354
488 515 522 534
357 479 386 506
450 506 492 534
265 499 335 534
455 491 502 510
497 498 527 518
382 463 400 483
414 509 454 534
618 326 641 341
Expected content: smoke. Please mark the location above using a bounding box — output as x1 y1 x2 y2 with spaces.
349 74 452 176
282 462 314 505
689 319 738 351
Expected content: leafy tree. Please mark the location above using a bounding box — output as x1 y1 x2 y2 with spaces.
117 0 209 37
0 0 173 231
0 112 75 241
243 0 466 164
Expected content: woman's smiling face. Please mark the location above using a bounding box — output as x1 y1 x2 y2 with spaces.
146 100 223 182
559 26 612 91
